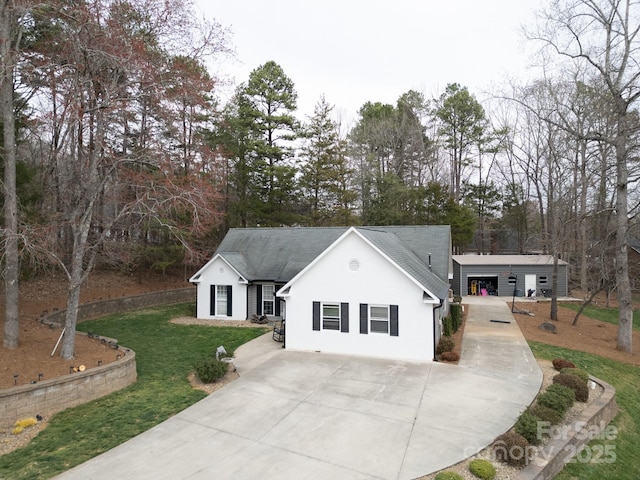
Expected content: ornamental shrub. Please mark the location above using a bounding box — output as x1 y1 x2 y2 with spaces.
547 383 576 405
560 367 589 384
553 373 589 402
440 351 460 362
469 458 496 480
443 316 453 336
193 356 229 383
514 410 543 445
552 358 576 371
538 385 574 415
434 472 463 480
528 404 562 426
450 303 463 332
437 336 455 354
492 431 531 467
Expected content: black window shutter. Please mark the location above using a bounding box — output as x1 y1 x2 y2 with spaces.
210 285 216 316
312 301 320 331
360 303 368 334
340 303 349 333
390 305 399 336
275 285 282 316
256 286 262 315
226 285 233 316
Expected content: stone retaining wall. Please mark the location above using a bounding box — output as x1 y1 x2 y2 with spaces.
1 287 194 426
44 287 195 325
0 338 136 425
516 375 618 480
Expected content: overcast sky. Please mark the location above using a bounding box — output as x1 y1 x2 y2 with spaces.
195 1 543 123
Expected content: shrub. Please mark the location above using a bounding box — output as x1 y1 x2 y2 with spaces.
450 303 463 332
547 383 576 405
434 472 464 480
552 358 576 371
193 356 229 383
443 316 453 336
492 431 531 467
440 351 460 362
437 336 455 354
469 458 496 480
560 367 589 384
538 385 574 415
553 373 589 402
514 410 542 445
528 404 562 426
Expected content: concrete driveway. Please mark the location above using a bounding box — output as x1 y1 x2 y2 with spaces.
56 297 541 480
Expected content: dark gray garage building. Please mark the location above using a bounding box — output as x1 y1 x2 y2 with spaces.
452 255 569 298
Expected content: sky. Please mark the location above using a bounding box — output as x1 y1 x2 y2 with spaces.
195 0 544 124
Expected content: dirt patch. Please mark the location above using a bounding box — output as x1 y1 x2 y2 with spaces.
512 300 640 366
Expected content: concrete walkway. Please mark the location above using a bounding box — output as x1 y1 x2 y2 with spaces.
55 297 541 480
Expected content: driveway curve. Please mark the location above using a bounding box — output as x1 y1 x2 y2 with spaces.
56 297 541 480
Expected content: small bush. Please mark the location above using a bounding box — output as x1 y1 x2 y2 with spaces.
547 383 576 405
434 472 464 480
560 367 589 384
538 385 574 415
193 356 229 383
528 404 562 426
514 410 542 445
553 373 589 402
443 316 453 336
450 303 463 332
437 336 455 354
492 431 531 467
469 458 496 480
552 358 576 371
440 351 460 362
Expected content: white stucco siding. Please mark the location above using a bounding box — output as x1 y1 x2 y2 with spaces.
194 257 247 321
283 232 436 361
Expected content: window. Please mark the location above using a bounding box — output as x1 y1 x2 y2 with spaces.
216 285 228 315
370 305 389 333
322 303 340 330
210 285 232 316
539 275 548 285
262 284 275 315
360 303 398 336
313 302 349 332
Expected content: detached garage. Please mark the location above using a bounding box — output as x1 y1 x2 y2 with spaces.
452 255 569 298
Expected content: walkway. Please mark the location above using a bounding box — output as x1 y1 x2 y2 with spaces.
55 297 542 480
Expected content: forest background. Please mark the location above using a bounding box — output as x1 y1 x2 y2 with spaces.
1 0 639 358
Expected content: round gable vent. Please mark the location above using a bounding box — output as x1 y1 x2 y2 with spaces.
348 259 360 271
219 267 225 274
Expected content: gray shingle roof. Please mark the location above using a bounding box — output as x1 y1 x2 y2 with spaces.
214 226 451 298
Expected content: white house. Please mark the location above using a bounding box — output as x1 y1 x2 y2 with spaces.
189 226 452 362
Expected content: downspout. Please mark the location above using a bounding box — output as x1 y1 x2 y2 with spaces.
432 297 443 362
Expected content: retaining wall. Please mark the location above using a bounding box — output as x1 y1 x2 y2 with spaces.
0 340 136 425
1 287 194 426
516 375 618 480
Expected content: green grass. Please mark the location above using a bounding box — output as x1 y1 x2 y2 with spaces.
560 302 640 331
529 342 640 480
0 304 267 480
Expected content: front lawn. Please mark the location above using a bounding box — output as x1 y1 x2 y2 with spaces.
529 342 640 480
0 304 267 480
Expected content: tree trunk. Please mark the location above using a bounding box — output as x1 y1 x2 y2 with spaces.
1 0 19 349
615 104 633 354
